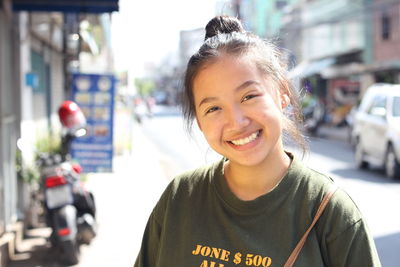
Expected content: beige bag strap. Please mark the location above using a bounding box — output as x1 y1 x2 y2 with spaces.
284 184 338 267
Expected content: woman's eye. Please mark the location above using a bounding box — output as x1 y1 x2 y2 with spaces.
205 106 220 115
242 94 257 102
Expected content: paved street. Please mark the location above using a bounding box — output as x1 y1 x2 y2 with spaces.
8 106 400 267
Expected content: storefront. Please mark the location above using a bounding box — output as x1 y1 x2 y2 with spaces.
327 78 360 126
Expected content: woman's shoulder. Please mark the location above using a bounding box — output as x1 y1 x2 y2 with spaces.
152 159 223 214
302 166 358 214
170 158 223 192
288 158 335 199
292 159 365 236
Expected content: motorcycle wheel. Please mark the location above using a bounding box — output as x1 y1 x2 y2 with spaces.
60 239 80 266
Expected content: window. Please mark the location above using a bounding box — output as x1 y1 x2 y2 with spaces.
367 95 387 116
393 97 400 117
381 13 391 40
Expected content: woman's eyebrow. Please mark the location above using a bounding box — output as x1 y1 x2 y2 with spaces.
235 80 259 92
198 96 218 108
198 80 260 108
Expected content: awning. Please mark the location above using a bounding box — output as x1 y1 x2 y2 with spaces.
13 0 119 13
321 62 366 79
288 58 335 79
365 60 400 72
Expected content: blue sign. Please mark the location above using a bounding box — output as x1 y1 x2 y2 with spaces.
25 72 39 88
70 73 116 173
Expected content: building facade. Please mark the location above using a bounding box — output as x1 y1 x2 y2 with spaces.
371 0 400 84
0 2 20 263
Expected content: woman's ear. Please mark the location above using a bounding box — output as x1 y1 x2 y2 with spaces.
279 81 291 109
281 94 290 109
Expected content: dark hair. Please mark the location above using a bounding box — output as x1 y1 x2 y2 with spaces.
181 15 306 153
204 16 245 40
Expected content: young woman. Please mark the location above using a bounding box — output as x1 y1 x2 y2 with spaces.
134 16 381 267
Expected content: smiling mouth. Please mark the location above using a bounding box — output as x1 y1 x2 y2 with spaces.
229 130 261 146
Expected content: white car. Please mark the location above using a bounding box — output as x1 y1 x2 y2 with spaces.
352 83 400 179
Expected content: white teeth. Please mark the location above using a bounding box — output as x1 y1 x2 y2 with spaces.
230 131 259 146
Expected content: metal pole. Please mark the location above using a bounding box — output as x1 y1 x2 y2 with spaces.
62 13 69 97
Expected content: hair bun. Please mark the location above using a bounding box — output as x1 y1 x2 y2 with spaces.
204 16 245 41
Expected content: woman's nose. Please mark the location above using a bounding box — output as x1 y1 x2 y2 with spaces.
225 106 250 131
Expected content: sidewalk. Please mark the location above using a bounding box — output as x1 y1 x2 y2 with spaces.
76 125 171 266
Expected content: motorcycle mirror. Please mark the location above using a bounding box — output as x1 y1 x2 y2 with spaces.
17 138 30 153
75 128 87 137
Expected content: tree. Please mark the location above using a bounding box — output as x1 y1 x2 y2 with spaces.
134 78 155 97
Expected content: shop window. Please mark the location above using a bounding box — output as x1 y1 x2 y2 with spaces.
375 71 396 84
393 97 400 117
30 50 46 93
381 13 391 40
276 1 287 9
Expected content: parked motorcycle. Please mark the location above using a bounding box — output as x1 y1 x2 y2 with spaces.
302 97 325 135
37 101 97 266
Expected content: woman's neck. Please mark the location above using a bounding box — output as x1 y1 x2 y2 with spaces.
224 149 291 201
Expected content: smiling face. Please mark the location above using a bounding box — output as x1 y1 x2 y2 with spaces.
193 54 290 168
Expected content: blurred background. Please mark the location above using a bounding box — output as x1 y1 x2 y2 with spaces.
1 0 400 266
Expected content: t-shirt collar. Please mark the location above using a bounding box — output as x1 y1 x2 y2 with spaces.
213 152 301 215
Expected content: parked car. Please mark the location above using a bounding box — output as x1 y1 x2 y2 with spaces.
352 83 400 179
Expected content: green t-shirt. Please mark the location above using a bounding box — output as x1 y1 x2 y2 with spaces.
135 156 381 267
